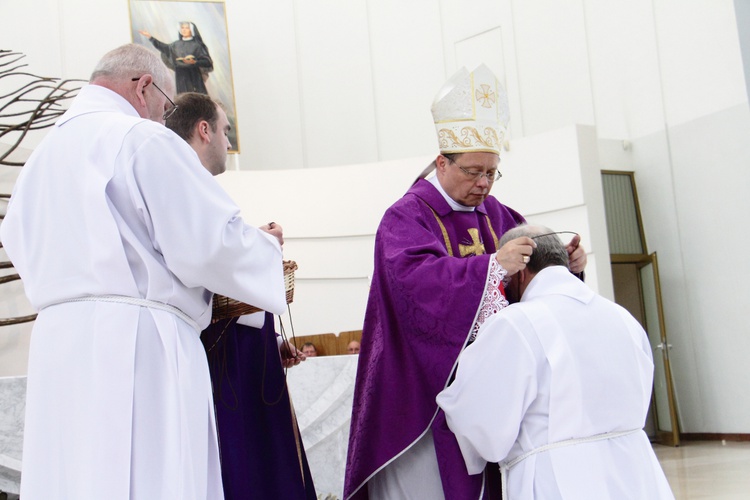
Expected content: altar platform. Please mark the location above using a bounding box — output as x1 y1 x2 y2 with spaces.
0 355 358 499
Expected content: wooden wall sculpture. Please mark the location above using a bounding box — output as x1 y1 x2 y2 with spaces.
0 49 84 326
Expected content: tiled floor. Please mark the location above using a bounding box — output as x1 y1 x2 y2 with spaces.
654 440 750 499
1 440 746 499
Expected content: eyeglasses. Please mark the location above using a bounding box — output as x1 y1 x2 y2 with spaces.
132 77 178 120
444 156 502 182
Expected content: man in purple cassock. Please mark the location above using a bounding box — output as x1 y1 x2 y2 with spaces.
344 65 587 500
202 314 317 500
166 93 317 500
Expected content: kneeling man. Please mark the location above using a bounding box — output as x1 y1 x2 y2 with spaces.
437 225 674 499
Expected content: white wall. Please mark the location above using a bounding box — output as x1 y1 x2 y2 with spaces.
589 0 750 433
737 0 750 103
2 0 750 435
214 158 429 337
231 0 447 169
505 0 597 136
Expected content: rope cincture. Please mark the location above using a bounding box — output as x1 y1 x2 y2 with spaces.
46 294 200 332
499 428 641 498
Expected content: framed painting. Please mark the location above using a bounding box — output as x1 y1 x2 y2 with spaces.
129 0 240 152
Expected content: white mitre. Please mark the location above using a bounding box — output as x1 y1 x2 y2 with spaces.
431 64 510 156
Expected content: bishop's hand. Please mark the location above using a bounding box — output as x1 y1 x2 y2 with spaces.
566 234 587 274
495 236 536 276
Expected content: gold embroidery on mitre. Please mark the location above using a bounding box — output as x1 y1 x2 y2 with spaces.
430 65 509 156
475 84 496 109
459 228 486 257
437 127 500 150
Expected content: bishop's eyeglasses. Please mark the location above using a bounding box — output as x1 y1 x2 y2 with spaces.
444 156 502 182
131 77 178 121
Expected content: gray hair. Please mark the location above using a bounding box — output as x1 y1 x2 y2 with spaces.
499 224 569 272
89 43 171 89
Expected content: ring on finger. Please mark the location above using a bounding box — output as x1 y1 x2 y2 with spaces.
522 255 530 264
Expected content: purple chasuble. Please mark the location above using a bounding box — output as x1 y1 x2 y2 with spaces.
344 179 525 500
201 313 317 500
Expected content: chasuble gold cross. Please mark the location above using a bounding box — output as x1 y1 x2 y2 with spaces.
459 228 486 257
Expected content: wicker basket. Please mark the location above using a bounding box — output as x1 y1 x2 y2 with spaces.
212 260 298 321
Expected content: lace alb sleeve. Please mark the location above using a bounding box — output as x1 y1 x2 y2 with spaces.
469 257 508 342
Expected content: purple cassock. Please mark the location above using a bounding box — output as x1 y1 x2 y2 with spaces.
344 179 525 500
201 313 317 500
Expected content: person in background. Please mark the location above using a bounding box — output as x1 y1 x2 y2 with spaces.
1 43 286 499
437 225 674 499
347 340 361 354
301 342 318 357
166 91 317 500
344 65 587 500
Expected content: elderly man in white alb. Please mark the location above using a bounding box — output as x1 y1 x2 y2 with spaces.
1 44 286 499
437 225 674 499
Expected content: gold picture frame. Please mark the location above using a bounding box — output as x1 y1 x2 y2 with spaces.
129 0 240 152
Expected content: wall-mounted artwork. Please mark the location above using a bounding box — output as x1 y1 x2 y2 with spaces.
129 0 239 152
